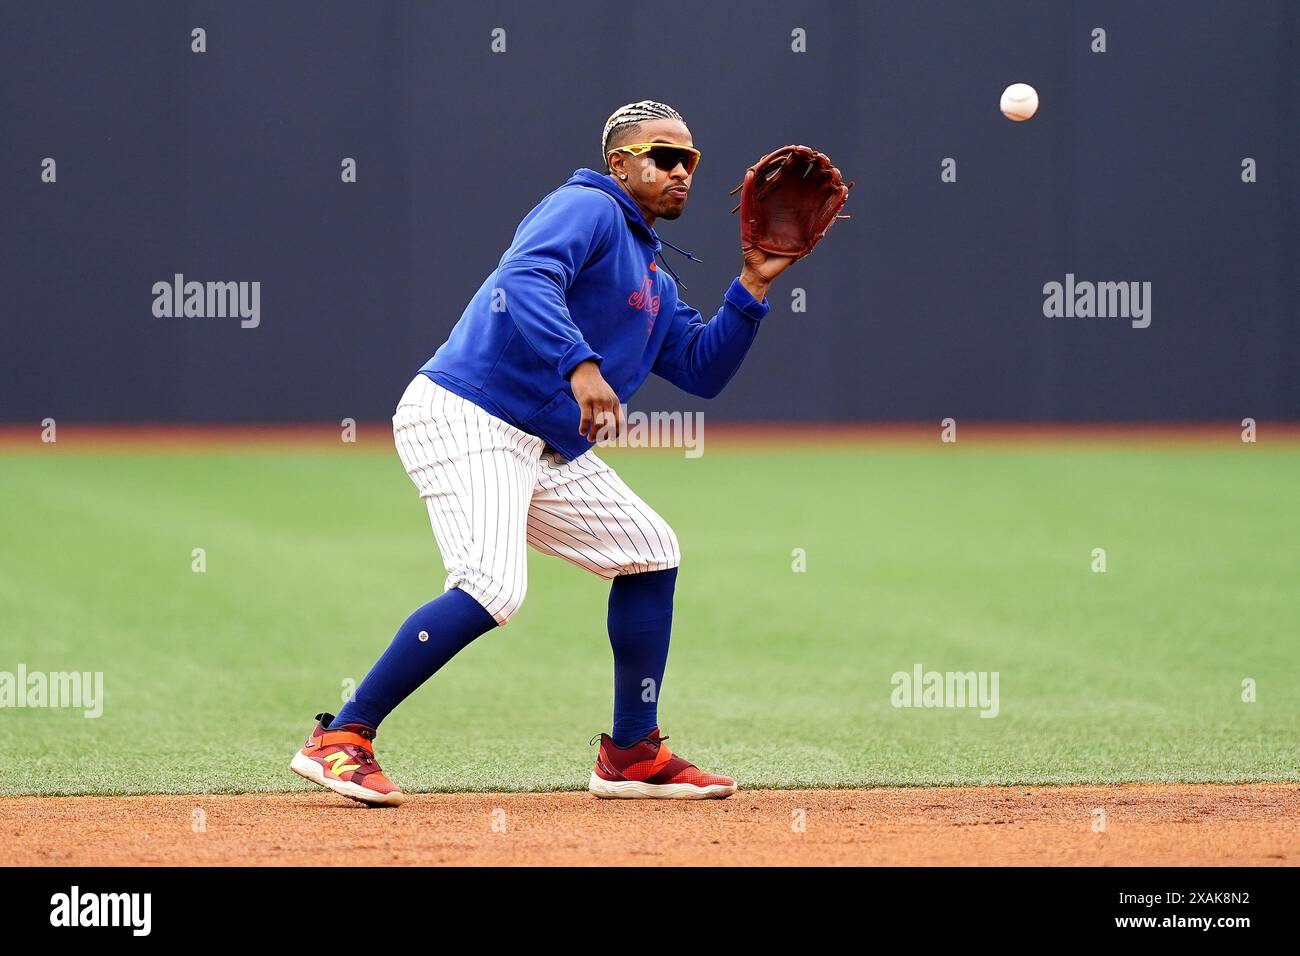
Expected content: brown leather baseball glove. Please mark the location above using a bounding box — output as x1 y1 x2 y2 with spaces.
729 145 852 259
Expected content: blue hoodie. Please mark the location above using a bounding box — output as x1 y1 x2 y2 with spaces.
420 168 770 460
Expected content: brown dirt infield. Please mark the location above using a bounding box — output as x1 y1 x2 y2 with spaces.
6 784 1297 866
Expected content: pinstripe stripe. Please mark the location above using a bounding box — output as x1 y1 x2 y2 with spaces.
530 450 679 575
395 384 477 593
423 394 476 549
549 457 644 564
553 480 639 567
526 509 624 574
591 469 667 558
525 524 617 573
416 415 473 562
559 455 650 555
584 455 675 562
504 436 534 619
575 474 648 559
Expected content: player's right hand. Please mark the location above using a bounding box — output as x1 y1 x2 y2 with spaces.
569 360 623 442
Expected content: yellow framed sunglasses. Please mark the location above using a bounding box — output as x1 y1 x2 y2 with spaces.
609 142 701 176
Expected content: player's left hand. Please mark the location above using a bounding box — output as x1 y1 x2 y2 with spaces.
742 247 797 282
738 249 795 301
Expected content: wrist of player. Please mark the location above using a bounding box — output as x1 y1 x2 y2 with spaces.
567 358 601 381
739 265 773 301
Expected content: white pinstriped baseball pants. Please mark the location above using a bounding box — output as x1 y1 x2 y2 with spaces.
393 375 681 625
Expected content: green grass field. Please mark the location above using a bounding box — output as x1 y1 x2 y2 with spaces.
2 439 1297 796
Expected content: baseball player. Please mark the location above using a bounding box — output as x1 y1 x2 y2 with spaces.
291 101 817 805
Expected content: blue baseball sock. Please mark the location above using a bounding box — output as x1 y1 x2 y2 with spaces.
331 588 498 730
607 567 677 746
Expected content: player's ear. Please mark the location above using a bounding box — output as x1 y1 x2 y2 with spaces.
606 150 628 181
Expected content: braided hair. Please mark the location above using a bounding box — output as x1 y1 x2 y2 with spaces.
601 100 684 170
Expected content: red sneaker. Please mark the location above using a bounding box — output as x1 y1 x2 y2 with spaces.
589 729 737 799
289 713 406 806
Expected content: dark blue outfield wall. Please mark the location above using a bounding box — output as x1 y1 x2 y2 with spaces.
3 0 1297 424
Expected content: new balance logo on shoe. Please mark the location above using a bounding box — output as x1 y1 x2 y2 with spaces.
323 752 360 776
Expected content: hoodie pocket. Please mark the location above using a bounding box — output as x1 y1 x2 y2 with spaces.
522 389 586 448
524 389 580 427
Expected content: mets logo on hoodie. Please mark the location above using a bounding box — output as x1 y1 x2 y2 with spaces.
627 261 661 333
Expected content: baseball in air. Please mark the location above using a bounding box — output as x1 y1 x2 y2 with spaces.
1000 83 1039 122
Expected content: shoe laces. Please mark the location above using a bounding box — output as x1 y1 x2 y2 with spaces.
342 741 377 769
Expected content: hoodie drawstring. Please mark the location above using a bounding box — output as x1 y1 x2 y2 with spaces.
654 250 684 288
654 236 702 290
657 235 703 264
